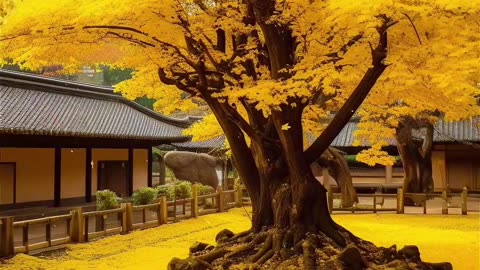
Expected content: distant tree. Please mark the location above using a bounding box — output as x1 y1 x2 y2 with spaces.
101 66 132 86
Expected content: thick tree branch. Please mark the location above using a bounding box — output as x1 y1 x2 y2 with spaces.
221 101 257 139
322 34 363 63
420 123 434 159
158 68 199 97
304 16 397 163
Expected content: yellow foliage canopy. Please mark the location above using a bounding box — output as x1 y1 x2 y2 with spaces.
1 0 479 160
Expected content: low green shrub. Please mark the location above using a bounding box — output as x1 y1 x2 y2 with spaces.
197 184 215 206
96 190 119 210
156 185 174 201
174 181 192 199
132 187 158 206
156 182 212 201
198 184 215 195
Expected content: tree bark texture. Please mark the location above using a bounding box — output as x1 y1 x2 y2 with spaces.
396 120 434 196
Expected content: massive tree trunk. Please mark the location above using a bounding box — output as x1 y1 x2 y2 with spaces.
168 107 449 270
396 120 434 199
164 2 449 268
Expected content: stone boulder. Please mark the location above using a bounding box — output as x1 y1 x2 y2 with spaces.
164 151 219 188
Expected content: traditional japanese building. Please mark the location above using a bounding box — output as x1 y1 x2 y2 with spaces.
331 120 480 192
0 69 192 209
167 121 480 192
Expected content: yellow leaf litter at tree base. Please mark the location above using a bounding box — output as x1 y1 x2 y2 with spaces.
1 208 479 270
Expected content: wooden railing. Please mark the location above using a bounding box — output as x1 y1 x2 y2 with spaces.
2 185 469 257
327 187 470 215
11 213 73 254
83 208 124 242
0 185 242 257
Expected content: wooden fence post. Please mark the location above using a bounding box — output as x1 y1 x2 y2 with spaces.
327 186 333 214
22 223 28 253
46 219 52 247
191 185 198 218
217 185 225 212
235 187 243 207
125 203 133 232
69 207 83 243
0 217 14 257
84 216 89 242
120 203 128 234
373 195 377 213
461 187 468 215
397 188 404 214
442 189 448 215
423 195 427 215
159 196 168 224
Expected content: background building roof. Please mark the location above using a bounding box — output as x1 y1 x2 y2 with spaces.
0 69 194 142
167 119 480 151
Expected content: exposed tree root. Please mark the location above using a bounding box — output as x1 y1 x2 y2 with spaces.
168 227 453 270
249 233 272 263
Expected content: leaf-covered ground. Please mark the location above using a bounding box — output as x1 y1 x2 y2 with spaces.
2 208 479 270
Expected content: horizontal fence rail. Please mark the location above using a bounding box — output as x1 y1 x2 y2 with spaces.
0 185 241 257
327 187 469 215
11 213 73 254
0 185 472 258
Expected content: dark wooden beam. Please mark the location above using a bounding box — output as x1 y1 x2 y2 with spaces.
85 148 92 202
147 147 153 187
128 148 134 196
54 147 61 207
0 134 188 148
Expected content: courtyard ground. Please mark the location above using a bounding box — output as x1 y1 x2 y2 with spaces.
1 208 479 270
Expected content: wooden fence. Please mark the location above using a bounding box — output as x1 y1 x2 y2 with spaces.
0 185 242 257
0 185 470 257
327 187 469 215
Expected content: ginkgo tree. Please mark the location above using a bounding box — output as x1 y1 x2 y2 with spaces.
2 0 480 269
354 46 480 197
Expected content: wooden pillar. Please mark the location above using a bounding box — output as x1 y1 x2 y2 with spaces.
397 188 404 214
85 148 92 202
0 217 14 257
222 159 228 188
147 147 153 187
442 189 448 214
159 196 168 224
385 165 393 183
461 187 468 215
54 147 61 207
128 148 134 196
191 185 198 218
123 203 133 233
70 207 83 243
432 150 447 192
217 185 225 212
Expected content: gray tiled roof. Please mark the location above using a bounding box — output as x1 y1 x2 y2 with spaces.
330 122 359 147
330 119 480 147
172 136 225 150
170 118 480 150
0 69 193 141
433 119 480 142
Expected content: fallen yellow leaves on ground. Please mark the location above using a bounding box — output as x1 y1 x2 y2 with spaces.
2 208 479 270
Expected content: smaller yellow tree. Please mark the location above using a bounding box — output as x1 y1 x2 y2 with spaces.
355 46 480 194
